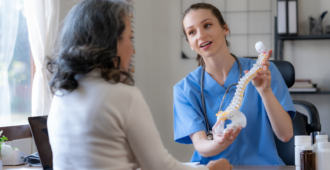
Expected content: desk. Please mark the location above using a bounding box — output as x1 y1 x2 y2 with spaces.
4 165 296 170
3 165 42 170
233 165 295 170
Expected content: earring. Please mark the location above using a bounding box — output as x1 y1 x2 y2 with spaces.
191 47 194 51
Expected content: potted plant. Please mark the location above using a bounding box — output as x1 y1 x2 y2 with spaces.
0 130 13 170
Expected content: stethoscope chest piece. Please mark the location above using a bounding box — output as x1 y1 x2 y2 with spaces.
207 131 213 140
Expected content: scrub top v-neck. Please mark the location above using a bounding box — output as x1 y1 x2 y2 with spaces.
173 57 296 165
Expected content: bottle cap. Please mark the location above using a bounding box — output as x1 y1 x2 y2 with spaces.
301 146 313 151
316 135 328 140
295 136 311 145
319 142 330 149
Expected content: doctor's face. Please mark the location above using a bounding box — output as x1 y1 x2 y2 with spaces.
117 16 133 72
183 9 229 58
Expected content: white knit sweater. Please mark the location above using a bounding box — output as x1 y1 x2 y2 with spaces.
48 69 208 170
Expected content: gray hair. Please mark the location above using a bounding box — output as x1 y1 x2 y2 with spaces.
48 0 134 94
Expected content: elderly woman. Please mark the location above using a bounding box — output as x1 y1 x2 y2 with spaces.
47 0 232 170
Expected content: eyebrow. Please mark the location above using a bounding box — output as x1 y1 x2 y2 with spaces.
185 19 212 31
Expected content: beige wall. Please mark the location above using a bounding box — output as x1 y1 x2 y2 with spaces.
59 0 330 162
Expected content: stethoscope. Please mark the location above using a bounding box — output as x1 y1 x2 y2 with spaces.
200 55 242 140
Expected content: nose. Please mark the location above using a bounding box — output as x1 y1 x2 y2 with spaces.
197 28 207 40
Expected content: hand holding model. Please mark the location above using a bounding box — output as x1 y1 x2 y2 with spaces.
248 42 273 95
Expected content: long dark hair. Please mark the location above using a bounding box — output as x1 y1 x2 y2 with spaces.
48 0 133 94
182 3 236 66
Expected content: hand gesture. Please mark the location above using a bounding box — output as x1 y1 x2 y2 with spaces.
212 120 241 149
246 49 273 94
206 159 233 170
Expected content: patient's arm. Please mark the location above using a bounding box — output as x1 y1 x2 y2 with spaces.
126 88 208 170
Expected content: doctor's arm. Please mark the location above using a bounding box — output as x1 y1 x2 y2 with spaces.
250 50 293 142
260 89 293 142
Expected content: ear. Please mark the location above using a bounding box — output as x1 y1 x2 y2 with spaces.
223 24 230 35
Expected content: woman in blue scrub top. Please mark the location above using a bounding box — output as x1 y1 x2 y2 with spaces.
173 3 296 165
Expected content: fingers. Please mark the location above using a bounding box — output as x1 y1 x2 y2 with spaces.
228 127 241 142
257 69 271 76
212 120 221 133
267 49 273 60
218 159 232 170
207 159 232 170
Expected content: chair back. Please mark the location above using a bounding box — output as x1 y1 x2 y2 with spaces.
271 60 295 88
272 60 321 165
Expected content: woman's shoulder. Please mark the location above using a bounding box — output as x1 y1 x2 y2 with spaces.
174 66 202 90
237 57 256 68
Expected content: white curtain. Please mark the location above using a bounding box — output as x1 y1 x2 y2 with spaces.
0 0 20 124
24 0 59 116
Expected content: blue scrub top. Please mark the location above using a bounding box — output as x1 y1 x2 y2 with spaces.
173 57 296 165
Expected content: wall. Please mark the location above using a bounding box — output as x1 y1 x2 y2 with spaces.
134 0 197 162
56 0 330 162
284 0 330 139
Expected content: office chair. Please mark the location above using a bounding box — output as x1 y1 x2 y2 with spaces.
272 60 322 165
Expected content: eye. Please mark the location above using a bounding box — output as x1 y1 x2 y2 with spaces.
205 24 211 28
188 30 195 35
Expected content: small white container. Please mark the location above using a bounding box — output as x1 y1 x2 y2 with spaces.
295 136 311 170
315 142 330 170
313 135 328 152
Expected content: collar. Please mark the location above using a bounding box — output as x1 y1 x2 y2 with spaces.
202 58 242 95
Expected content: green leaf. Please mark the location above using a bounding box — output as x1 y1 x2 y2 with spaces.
3 136 8 141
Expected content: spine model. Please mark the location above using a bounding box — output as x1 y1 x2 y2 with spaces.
214 41 267 135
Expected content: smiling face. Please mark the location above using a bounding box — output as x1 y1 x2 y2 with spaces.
183 9 229 58
117 16 133 72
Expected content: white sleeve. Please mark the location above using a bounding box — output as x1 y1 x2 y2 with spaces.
126 88 208 170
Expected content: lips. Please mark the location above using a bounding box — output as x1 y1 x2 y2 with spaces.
199 41 212 50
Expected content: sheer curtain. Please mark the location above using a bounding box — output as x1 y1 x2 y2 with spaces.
0 0 20 124
24 0 59 116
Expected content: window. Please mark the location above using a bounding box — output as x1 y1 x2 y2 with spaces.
0 0 32 126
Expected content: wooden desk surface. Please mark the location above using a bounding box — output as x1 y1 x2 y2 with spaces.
4 165 296 170
3 165 42 170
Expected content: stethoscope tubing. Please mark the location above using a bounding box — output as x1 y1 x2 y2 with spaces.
200 55 242 139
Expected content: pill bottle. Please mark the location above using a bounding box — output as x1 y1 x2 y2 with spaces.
315 142 330 170
300 146 315 170
295 135 311 170
313 135 328 152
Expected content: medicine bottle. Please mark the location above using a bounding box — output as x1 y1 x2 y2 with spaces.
300 146 315 170
315 142 330 170
313 135 328 152
295 136 311 170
